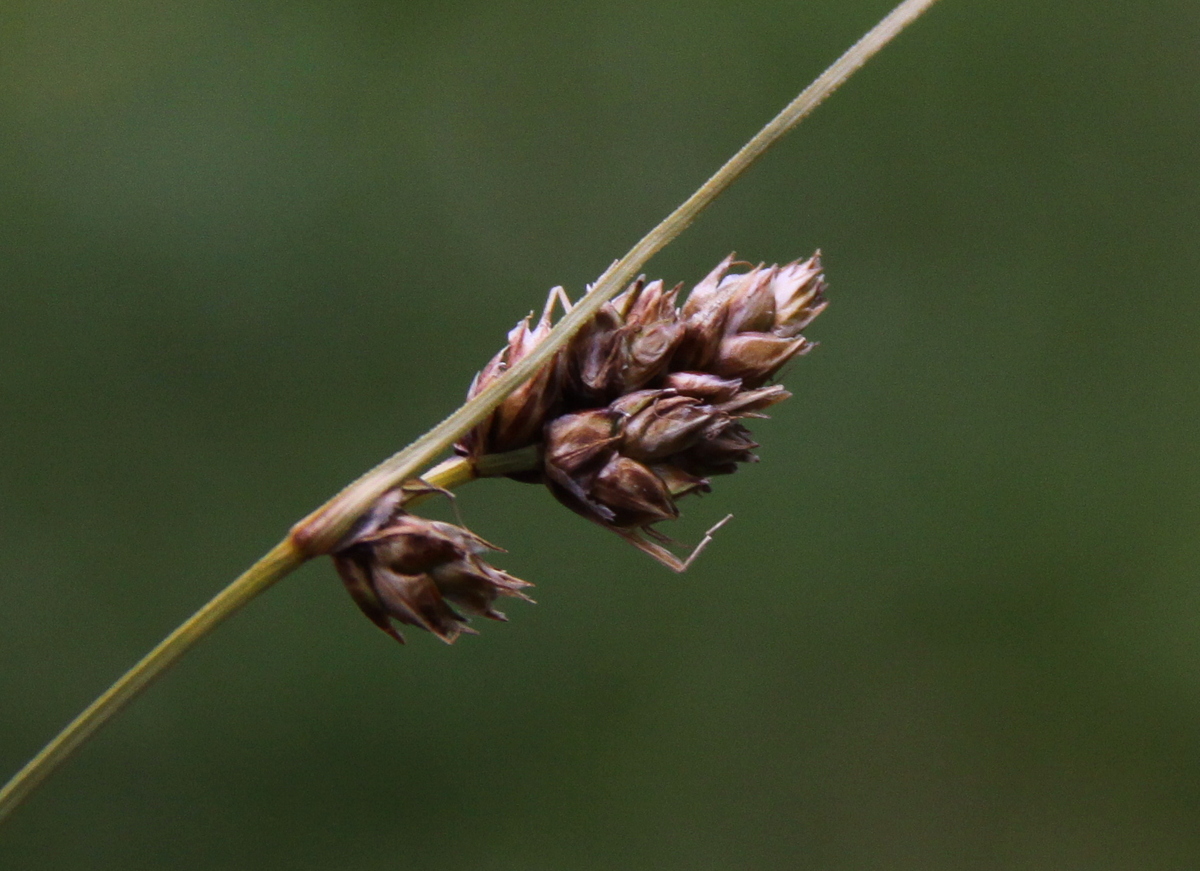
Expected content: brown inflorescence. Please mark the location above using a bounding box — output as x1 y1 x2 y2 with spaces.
456 252 827 569
334 253 824 643
332 489 533 644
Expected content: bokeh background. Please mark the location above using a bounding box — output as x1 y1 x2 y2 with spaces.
3 0 1199 868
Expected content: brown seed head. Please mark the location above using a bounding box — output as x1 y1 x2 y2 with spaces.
543 378 781 548
332 491 532 644
674 255 825 386
450 251 825 569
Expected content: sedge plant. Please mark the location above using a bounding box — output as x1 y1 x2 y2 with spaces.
0 0 943 826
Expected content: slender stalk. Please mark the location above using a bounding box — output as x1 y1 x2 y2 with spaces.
0 0 941 826
0 457 479 825
0 542 303 825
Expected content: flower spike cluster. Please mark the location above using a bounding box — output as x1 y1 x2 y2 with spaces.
458 252 827 569
332 489 532 644
335 253 824 644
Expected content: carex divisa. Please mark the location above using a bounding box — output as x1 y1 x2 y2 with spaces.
330 254 827 643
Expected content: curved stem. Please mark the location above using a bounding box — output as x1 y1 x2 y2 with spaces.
0 0 941 827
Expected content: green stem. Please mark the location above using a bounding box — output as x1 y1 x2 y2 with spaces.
0 0 941 827
0 456 482 826
0 540 304 825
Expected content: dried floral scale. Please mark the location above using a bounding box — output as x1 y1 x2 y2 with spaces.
333 253 827 643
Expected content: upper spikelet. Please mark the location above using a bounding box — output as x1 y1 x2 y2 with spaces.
455 252 827 569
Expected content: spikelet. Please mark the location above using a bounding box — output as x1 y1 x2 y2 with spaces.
339 253 825 642
332 489 532 644
457 252 827 570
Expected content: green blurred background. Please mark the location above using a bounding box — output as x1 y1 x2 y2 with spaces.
3 0 1199 867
